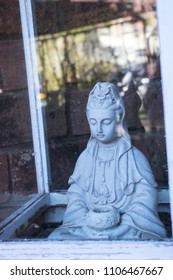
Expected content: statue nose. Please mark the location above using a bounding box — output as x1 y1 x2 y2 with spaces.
97 122 103 133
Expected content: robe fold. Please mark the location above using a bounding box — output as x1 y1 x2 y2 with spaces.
48 137 167 240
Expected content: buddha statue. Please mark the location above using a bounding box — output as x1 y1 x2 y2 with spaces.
48 82 166 240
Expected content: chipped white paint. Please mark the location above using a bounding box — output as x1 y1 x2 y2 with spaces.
0 240 172 260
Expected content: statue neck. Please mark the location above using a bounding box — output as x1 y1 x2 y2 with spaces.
98 138 118 148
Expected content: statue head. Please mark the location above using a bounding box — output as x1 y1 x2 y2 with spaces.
86 82 129 143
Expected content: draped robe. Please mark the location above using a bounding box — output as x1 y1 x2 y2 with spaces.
48 137 166 240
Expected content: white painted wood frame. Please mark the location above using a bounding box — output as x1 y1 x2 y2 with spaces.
0 0 50 240
157 0 173 235
19 0 50 194
0 0 173 259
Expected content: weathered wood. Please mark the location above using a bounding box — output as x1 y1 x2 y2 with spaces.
0 240 172 259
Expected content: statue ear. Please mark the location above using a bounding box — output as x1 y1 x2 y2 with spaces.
115 107 123 123
116 113 121 123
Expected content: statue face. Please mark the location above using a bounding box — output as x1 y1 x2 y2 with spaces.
87 109 117 144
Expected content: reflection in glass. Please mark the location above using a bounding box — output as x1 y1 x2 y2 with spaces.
33 0 167 193
0 0 37 224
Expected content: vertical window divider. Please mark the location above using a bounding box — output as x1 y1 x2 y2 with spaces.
19 0 50 194
157 0 173 237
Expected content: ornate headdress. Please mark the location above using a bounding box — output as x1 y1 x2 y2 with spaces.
87 82 124 113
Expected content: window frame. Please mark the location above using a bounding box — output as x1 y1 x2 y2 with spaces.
0 0 50 239
0 0 173 258
157 0 173 234
19 0 50 194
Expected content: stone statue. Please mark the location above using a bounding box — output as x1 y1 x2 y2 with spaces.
48 82 166 240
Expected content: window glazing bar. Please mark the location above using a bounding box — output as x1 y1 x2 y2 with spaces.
157 0 173 237
19 0 50 193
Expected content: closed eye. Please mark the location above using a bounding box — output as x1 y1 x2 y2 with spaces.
102 119 112 125
89 118 97 125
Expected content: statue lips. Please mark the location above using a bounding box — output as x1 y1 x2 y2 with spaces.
96 133 105 138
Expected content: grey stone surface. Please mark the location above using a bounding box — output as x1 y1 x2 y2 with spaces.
49 82 167 240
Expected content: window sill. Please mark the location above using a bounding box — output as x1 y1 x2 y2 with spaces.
0 239 173 259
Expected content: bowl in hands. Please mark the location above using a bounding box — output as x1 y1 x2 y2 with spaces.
86 206 120 230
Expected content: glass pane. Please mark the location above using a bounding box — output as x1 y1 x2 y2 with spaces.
33 0 168 189
0 0 37 224
32 0 170 238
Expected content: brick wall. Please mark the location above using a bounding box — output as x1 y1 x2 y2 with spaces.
0 0 36 195
0 0 167 196
0 38 37 194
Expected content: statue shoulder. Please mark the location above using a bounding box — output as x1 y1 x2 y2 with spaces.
68 147 93 186
132 145 157 185
75 147 91 166
132 144 146 157
132 146 150 168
